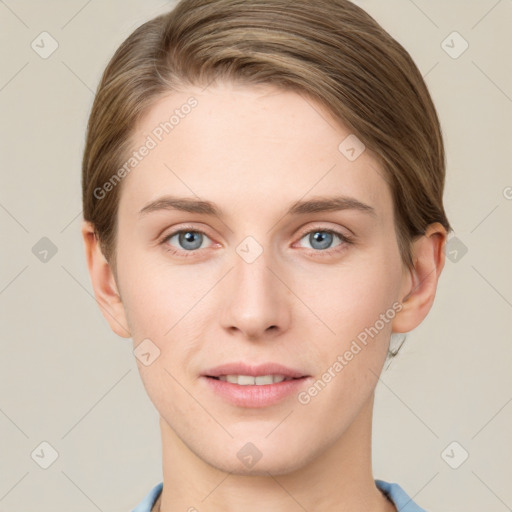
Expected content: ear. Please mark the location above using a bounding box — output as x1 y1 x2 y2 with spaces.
81 221 131 338
392 222 447 334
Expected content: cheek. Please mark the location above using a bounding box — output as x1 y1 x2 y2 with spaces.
304 254 401 343
295 264 400 418
116 246 223 350
297 251 402 404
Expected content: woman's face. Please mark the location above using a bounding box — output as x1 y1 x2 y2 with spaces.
111 81 410 474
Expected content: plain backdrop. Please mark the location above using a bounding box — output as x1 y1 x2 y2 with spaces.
1 1 511 510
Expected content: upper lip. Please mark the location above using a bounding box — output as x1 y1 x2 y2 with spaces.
203 362 308 379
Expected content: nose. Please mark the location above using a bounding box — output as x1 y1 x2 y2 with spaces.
220 247 291 341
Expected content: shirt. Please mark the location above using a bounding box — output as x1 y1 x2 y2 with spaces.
131 479 427 511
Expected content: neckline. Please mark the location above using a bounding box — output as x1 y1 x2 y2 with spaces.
147 480 397 511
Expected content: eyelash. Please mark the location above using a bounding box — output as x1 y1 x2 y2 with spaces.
160 225 354 258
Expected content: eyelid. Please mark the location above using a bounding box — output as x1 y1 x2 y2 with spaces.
160 221 214 238
295 223 354 241
160 225 217 248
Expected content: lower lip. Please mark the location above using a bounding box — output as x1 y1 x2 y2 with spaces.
202 376 311 408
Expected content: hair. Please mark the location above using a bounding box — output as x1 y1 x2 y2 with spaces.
82 0 452 273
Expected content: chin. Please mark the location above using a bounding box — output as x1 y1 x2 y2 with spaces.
203 443 312 477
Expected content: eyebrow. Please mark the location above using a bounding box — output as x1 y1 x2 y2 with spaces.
138 195 377 218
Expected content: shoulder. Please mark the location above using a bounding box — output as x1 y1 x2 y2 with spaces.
131 482 163 512
375 479 428 512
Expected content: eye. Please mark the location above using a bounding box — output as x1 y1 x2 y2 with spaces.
160 226 354 258
296 228 353 253
162 228 212 255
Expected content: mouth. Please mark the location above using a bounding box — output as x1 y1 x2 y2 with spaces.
206 374 305 385
201 362 311 407
203 361 308 382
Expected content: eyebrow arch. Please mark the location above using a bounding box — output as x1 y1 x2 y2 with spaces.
138 195 376 218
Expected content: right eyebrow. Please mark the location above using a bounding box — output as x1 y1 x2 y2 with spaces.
287 196 377 217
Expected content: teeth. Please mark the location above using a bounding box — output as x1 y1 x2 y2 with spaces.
239 375 258 385
217 374 290 385
255 375 275 385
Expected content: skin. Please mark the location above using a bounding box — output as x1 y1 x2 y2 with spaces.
82 81 446 512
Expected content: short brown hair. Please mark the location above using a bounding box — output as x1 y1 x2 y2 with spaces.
82 0 452 269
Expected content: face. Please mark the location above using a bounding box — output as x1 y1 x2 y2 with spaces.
109 81 411 474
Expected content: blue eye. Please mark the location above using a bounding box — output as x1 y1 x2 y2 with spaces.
297 228 353 253
160 226 353 259
303 230 337 250
164 230 210 252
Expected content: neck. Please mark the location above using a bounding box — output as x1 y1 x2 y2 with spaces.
157 393 395 512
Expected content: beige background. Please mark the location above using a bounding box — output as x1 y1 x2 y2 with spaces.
1 0 511 510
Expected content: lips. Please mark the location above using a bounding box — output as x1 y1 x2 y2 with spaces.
203 362 308 380
201 362 312 408
201 362 312 407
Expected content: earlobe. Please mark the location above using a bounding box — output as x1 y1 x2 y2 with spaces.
81 221 131 338
392 222 447 334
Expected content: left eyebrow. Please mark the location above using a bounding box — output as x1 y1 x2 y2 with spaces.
138 197 220 217
138 194 377 219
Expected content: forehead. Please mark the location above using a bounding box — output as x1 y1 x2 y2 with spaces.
119 81 392 223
